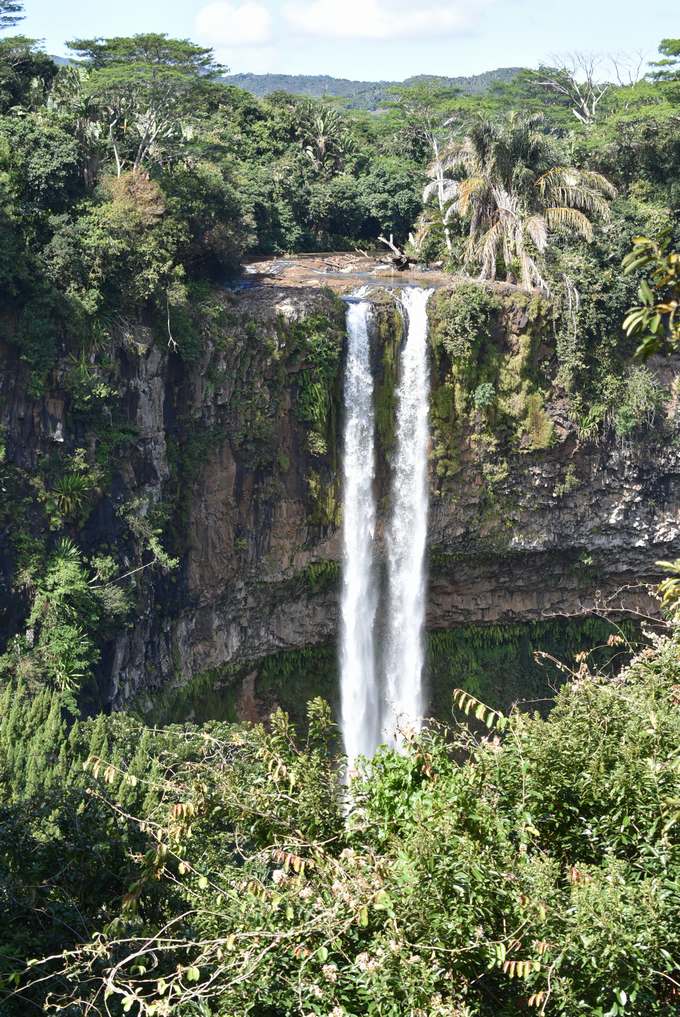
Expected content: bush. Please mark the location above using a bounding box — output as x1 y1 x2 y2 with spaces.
14 634 679 1016
473 381 496 409
613 366 666 437
431 283 502 362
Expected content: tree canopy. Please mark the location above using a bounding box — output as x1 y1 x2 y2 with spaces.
0 0 22 32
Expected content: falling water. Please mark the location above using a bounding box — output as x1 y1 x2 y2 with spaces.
340 296 379 766
383 287 433 747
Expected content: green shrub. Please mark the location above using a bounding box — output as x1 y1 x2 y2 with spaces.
14 632 679 1016
473 380 496 409
430 283 502 362
613 366 665 437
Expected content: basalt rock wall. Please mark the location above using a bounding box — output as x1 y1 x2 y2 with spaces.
1 280 678 710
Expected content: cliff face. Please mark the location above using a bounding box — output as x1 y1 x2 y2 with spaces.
1 278 679 711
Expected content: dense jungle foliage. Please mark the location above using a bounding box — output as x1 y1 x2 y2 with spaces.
1 1 680 1012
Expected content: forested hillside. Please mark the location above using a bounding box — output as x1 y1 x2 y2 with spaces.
1 0 680 1012
223 67 521 109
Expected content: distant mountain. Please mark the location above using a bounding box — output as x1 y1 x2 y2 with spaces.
221 68 522 110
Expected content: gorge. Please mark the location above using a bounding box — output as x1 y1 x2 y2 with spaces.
2 263 679 727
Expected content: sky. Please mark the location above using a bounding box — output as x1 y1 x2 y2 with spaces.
18 0 678 80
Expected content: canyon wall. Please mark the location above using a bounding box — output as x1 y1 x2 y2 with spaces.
1 279 679 712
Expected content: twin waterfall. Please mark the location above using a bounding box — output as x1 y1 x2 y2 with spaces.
340 287 433 766
340 297 380 763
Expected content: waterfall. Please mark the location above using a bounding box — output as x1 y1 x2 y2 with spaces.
383 287 433 747
340 296 379 766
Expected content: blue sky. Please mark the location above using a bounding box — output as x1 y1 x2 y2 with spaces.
18 0 677 80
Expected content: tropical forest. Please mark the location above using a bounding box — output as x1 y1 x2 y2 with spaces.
0 0 679 1013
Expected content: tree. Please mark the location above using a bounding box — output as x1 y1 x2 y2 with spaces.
66 34 223 175
386 83 463 252
650 38 680 83
294 100 354 174
442 112 616 290
15 642 680 1016
650 38 680 106
0 1 22 31
534 53 611 125
0 37 57 112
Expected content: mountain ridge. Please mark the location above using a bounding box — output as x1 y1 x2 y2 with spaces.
222 67 522 109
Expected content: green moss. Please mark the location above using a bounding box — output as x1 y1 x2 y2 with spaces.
373 302 403 458
135 664 241 726
429 284 502 367
300 560 340 593
166 423 223 550
283 311 344 458
522 391 555 450
428 284 558 467
554 464 580 498
306 470 340 527
427 283 559 483
256 644 339 733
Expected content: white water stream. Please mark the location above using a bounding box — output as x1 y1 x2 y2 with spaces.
339 296 379 766
340 286 433 763
382 287 433 747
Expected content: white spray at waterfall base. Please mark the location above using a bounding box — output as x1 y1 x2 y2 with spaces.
339 296 380 766
383 287 433 747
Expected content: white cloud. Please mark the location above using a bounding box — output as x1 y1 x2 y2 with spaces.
220 45 279 72
282 0 492 41
195 2 274 47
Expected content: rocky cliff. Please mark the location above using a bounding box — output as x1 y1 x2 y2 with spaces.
1 274 678 714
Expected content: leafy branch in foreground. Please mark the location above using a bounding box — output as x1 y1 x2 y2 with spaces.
622 233 680 358
11 646 680 1015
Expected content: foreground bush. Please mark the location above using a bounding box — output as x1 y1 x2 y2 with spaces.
7 634 679 1016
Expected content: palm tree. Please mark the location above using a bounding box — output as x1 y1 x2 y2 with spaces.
294 101 354 174
432 113 616 290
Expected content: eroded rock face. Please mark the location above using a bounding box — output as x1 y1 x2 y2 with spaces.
2 278 679 710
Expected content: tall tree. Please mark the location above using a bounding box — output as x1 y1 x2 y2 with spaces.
650 38 680 83
294 100 354 174
442 112 616 290
650 38 680 105
66 34 223 175
534 54 611 126
387 83 463 252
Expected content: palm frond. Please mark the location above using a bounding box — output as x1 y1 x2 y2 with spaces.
422 179 440 203
457 175 485 215
536 167 615 217
472 219 504 280
519 251 549 293
526 214 548 252
578 169 618 198
535 167 576 198
544 206 594 241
